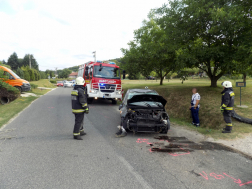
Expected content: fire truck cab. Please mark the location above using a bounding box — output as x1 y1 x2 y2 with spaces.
78 61 122 104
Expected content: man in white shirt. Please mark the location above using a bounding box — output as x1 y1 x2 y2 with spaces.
190 88 200 127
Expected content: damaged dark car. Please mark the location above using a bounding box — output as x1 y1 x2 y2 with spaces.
119 89 170 133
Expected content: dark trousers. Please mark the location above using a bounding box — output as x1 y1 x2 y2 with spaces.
223 111 232 128
73 113 84 135
191 107 200 124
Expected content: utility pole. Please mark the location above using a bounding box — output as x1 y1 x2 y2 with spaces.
29 55 31 69
55 67 57 77
92 51 96 62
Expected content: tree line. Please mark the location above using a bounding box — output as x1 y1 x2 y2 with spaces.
1 52 45 81
121 0 252 87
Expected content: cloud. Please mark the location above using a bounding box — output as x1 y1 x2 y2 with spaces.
0 0 167 71
73 54 93 60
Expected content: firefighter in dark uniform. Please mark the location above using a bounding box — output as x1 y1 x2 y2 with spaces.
71 77 89 140
220 81 235 133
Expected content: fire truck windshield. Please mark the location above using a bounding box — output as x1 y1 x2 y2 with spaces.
93 66 120 79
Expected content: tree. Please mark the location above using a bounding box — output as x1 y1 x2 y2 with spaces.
16 67 24 79
21 54 39 70
58 69 71 78
121 12 179 85
40 71 47 79
157 0 252 87
45 70 55 78
7 52 19 71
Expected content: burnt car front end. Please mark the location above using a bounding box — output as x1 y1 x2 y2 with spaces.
125 94 170 133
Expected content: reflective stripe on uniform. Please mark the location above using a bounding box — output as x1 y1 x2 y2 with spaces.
230 92 235 97
226 123 232 126
73 133 80 136
225 107 233 110
80 129 84 132
72 109 85 113
222 104 227 108
82 103 87 107
71 90 78 96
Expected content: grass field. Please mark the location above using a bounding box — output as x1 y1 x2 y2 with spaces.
122 78 252 139
30 79 56 88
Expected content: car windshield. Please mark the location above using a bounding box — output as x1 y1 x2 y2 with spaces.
127 92 158 100
93 66 120 79
9 70 20 79
57 81 63 83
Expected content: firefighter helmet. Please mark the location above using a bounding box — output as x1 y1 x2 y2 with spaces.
75 77 85 85
222 81 232 88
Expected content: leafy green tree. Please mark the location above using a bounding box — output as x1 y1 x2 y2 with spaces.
7 52 19 70
58 68 71 78
40 71 47 79
23 70 30 81
121 12 179 85
45 70 55 78
21 54 39 70
157 0 252 87
16 67 24 79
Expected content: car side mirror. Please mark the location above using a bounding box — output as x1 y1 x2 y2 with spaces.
119 104 123 110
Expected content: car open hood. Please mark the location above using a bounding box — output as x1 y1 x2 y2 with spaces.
127 94 167 107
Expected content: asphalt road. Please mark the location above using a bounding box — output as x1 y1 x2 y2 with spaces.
0 87 252 189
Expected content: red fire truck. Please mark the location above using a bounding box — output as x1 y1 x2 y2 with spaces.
78 61 122 104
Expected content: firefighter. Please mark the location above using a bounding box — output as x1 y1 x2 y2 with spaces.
190 88 200 127
221 81 235 133
71 77 89 140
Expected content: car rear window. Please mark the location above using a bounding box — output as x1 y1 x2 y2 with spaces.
128 92 158 99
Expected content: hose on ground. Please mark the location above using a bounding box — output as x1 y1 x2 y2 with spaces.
232 111 252 125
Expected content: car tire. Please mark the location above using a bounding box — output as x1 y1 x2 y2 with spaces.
112 99 117 104
121 117 129 131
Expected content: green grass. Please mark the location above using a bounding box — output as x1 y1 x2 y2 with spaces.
0 96 37 128
30 88 52 95
0 79 54 128
122 78 252 139
30 79 56 88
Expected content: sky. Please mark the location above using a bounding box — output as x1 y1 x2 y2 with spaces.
0 0 168 71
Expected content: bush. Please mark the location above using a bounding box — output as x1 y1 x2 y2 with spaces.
28 69 35 81
0 80 20 103
16 67 24 79
30 83 38 89
50 80 57 84
23 70 30 81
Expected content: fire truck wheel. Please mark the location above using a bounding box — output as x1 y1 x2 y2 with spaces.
112 99 117 104
87 98 93 104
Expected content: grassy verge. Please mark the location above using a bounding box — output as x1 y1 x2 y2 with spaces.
0 96 37 128
30 79 56 88
122 79 252 140
0 79 54 128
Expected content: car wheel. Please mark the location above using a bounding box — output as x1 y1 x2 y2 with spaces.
122 117 129 131
112 99 117 104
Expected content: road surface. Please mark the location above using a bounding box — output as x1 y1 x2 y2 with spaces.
0 88 252 189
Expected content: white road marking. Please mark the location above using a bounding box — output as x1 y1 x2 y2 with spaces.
117 155 153 189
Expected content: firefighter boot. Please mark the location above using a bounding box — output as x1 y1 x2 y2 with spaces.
80 130 86 136
73 135 83 140
222 126 232 133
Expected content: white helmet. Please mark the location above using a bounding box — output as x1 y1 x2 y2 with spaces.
222 81 232 88
75 77 85 85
